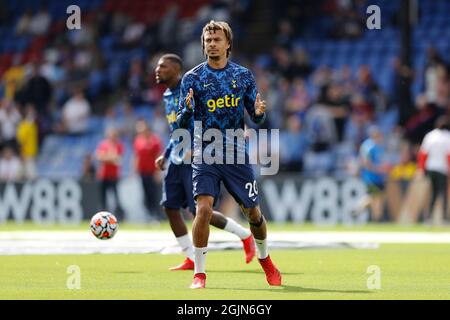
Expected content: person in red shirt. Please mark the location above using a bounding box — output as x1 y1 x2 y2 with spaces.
95 127 125 220
133 119 163 221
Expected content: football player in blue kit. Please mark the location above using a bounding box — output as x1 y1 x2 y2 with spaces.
154 54 256 271
177 21 282 289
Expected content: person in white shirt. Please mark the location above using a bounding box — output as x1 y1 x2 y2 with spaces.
29 7 51 36
60 88 91 135
0 99 21 148
0 147 22 182
417 116 450 222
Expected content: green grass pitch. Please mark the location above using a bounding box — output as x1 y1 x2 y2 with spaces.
1 244 450 300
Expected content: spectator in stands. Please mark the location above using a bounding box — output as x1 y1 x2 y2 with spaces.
313 64 333 99
67 20 97 47
417 116 450 223
95 127 125 221
303 103 337 175
289 47 313 79
40 50 67 106
334 65 356 97
158 3 179 51
0 147 22 182
18 62 53 139
344 98 372 153
330 3 364 39
355 65 380 110
271 46 291 80
391 57 414 125
434 64 450 110
62 58 86 87
275 19 294 50
183 38 205 70
16 104 38 180
73 45 95 75
404 94 441 145
103 106 122 132
127 58 146 106
14 9 32 36
424 47 446 104
0 99 21 151
110 12 128 36
285 77 311 116
29 6 51 36
57 87 91 135
2 55 26 101
255 74 284 129
321 82 349 142
149 107 169 139
121 18 146 49
279 115 309 172
81 154 96 182
133 119 163 221
121 102 138 139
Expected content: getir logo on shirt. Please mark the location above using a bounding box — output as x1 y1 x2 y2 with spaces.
166 111 177 124
207 94 241 112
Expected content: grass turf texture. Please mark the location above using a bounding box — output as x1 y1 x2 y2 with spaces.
1 244 449 299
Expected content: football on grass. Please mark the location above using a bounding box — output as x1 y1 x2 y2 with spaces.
90 211 119 240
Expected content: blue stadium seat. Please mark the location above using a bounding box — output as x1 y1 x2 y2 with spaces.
134 105 154 122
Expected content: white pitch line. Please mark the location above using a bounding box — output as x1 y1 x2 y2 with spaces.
0 230 449 255
1 230 450 243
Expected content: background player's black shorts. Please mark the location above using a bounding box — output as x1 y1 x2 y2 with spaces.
161 162 196 214
366 181 385 194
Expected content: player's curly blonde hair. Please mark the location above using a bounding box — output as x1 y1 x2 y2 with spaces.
201 20 233 57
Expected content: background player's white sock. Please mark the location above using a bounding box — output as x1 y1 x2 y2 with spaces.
224 217 251 240
255 238 268 259
194 247 208 274
176 234 194 260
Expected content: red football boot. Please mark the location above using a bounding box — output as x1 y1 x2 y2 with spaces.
169 257 194 271
258 255 282 286
241 235 256 264
190 273 206 289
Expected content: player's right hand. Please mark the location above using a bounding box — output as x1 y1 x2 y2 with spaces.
185 88 194 109
155 155 166 170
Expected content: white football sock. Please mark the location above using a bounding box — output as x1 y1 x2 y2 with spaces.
255 238 268 259
224 217 251 240
176 234 194 260
194 247 208 274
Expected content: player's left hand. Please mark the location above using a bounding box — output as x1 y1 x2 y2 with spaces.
255 93 266 116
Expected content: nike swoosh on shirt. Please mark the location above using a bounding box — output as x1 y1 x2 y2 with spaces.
203 83 212 88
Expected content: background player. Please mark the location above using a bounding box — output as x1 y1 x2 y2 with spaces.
95 127 125 221
154 53 256 271
417 116 450 223
177 21 282 289
354 126 392 221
